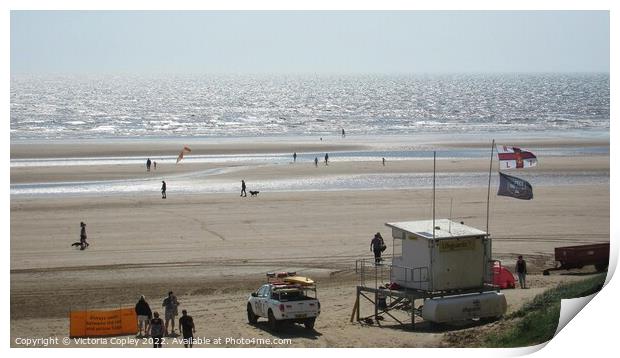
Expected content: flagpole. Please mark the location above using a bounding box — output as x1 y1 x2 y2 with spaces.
433 151 436 240
486 139 495 234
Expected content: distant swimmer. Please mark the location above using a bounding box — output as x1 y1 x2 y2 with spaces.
161 181 167 199
241 179 247 197
314 157 318 167
147 158 152 172
324 153 329 166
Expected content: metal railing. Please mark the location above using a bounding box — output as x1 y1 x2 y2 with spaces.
355 258 429 290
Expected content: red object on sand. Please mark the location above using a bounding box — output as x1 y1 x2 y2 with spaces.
493 263 516 289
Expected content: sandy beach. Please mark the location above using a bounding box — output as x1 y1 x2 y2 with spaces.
10 138 610 347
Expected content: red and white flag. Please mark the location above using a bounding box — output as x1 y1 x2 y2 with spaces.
496 145 537 169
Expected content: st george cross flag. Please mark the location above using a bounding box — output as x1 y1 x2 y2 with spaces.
498 172 533 200
496 145 537 169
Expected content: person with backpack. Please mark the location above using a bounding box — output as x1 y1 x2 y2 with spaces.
370 232 386 264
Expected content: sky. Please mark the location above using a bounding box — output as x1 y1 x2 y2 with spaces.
10 11 610 74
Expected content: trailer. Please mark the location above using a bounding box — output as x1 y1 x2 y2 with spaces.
543 243 610 275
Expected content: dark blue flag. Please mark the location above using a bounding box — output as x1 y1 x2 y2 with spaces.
498 172 533 200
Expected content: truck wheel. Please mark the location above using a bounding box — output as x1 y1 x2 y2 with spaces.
304 318 316 330
595 263 608 272
247 304 258 324
268 309 280 332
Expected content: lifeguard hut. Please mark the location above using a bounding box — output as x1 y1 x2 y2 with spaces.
353 219 507 328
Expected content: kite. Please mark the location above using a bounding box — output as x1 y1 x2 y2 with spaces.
176 145 192 164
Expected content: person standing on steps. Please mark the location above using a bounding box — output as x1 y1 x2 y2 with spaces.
370 232 385 265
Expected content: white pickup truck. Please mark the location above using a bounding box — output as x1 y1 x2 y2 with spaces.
247 274 320 331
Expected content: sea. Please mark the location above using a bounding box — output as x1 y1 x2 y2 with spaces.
11 73 609 139
10 73 610 197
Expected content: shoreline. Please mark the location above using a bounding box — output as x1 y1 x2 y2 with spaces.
10 131 610 159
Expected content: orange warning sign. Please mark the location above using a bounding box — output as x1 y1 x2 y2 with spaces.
70 308 137 337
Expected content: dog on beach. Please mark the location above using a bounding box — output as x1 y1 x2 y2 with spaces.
249 190 260 197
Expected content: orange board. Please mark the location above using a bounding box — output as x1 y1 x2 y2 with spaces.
70 308 137 337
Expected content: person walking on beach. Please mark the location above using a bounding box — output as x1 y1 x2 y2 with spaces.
153 161 157 170
342 128 345 138
515 255 527 289
382 157 386 166
293 152 297 163
162 291 180 336
241 180 247 197
161 181 167 199
135 295 152 337
179 309 196 348
324 153 329 165
314 157 318 167
79 222 89 250
150 312 165 347
146 158 152 172
371 233 385 264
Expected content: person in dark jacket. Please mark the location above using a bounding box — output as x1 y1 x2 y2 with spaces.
370 232 385 264
240 180 247 197
79 222 89 250
161 181 167 199
135 295 152 337
515 255 527 289
178 309 196 348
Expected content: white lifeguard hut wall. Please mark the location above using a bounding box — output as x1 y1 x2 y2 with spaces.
387 219 491 292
